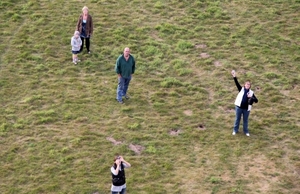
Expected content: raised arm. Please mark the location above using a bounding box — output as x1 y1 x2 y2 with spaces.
231 70 242 91
119 156 131 167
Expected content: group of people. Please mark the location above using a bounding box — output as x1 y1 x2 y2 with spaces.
110 73 258 194
71 6 93 65
71 6 258 194
71 6 135 106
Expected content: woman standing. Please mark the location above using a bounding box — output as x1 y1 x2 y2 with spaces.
76 6 93 54
231 70 258 137
111 155 131 194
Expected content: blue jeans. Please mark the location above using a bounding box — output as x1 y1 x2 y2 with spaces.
233 106 250 134
116 76 131 101
112 188 126 194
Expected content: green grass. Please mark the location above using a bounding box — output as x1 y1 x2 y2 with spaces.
1 0 300 193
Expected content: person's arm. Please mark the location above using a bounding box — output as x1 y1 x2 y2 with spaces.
115 57 122 78
76 15 82 31
89 15 93 36
119 156 131 167
131 56 135 75
111 161 121 175
231 70 242 91
251 94 258 103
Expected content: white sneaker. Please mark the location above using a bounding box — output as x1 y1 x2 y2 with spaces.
246 133 250 137
232 131 236 135
73 61 77 64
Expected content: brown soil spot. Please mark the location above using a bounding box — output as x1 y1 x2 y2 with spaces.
237 155 280 193
183 110 193 116
214 61 222 67
280 90 289 96
200 53 210 58
106 137 122 145
295 168 300 176
195 44 207 49
225 108 235 113
169 129 181 136
129 144 145 155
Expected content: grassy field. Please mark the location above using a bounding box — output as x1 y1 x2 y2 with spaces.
0 0 300 193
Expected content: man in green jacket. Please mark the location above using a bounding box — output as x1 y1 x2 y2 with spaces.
115 47 136 104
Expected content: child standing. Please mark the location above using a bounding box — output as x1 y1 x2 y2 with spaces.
71 31 82 64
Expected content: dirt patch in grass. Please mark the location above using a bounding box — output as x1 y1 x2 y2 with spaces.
214 60 222 67
195 44 207 49
295 168 300 176
129 144 145 155
151 32 164 41
106 137 122 145
225 108 235 113
183 110 193 116
200 53 210 58
169 129 181 136
236 154 280 193
280 90 291 97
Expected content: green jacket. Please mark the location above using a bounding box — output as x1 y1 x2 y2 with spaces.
115 54 135 78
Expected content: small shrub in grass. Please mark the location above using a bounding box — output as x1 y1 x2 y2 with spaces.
290 77 300 85
263 72 280 79
11 13 21 21
176 40 194 53
208 176 222 184
153 102 164 108
127 123 140 130
155 23 177 34
270 95 283 103
244 53 259 60
160 77 183 87
149 58 162 68
146 145 157 153
12 123 24 129
37 117 56 124
154 1 164 9
289 155 300 161
244 71 255 78
0 123 10 133
176 68 192 76
144 45 160 55
63 112 75 120
121 107 132 112
171 59 188 69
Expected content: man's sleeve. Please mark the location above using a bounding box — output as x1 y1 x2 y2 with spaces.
115 56 120 74
132 57 135 74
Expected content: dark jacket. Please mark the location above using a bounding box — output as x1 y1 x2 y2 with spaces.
115 54 136 78
111 163 126 186
234 77 258 108
76 14 93 37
